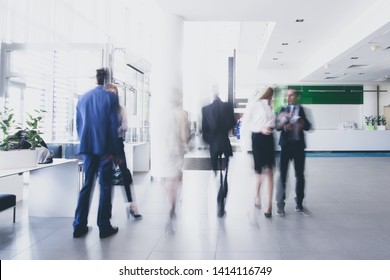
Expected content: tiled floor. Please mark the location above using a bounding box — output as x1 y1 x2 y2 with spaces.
1 151 390 260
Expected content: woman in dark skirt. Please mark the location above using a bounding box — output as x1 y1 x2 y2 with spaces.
245 87 275 218
106 84 142 220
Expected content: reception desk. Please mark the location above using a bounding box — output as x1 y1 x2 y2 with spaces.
303 130 390 151
0 159 79 217
240 130 390 152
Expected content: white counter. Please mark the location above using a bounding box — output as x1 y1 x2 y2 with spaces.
239 130 390 152
303 130 390 151
0 159 80 217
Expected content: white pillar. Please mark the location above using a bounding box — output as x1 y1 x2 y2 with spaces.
363 84 379 116
149 12 183 178
379 83 390 115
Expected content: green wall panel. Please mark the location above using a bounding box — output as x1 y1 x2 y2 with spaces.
299 85 363 104
275 85 363 106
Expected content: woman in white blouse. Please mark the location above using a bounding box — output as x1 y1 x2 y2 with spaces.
245 87 275 218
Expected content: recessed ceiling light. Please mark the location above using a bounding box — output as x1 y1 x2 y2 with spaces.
370 45 380 51
277 51 284 54
358 73 365 75
324 72 330 74
350 57 359 59
273 58 279 60
296 19 304 22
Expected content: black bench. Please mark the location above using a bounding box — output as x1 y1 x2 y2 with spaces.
0 193 16 223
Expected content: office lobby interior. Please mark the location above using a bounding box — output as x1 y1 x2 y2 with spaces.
1 150 390 260
1 0 390 260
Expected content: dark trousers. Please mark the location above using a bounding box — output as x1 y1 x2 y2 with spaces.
211 154 229 215
117 138 133 202
73 154 113 231
119 163 133 202
276 142 306 209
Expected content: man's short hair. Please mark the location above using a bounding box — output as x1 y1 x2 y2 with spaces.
288 89 302 97
96 68 106 85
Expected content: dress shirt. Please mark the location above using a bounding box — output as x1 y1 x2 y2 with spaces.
246 99 275 133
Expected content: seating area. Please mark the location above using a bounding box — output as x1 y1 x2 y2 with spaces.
0 193 16 223
46 144 63 159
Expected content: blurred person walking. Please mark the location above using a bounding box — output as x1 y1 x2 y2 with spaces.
275 89 312 216
202 86 236 217
162 90 191 218
244 87 275 218
72 68 121 239
105 84 142 220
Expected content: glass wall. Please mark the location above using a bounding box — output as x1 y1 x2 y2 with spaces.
0 0 152 144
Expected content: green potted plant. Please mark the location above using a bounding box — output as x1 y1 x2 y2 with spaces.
0 108 15 151
0 108 45 169
23 109 45 149
364 115 376 130
377 115 387 130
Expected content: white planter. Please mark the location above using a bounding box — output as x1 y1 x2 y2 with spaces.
0 149 38 169
377 125 386 130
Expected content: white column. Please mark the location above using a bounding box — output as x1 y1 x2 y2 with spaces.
379 83 390 115
363 84 379 119
149 12 183 178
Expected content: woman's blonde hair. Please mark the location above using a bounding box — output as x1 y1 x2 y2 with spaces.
259 87 274 100
105 84 118 94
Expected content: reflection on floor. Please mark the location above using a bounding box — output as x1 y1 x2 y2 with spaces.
1 151 390 260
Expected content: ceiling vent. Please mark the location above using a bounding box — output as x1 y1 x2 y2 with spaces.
347 64 368 69
325 77 340 79
376 75 390 82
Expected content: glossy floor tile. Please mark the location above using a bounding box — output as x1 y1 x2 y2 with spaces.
1 151 390 260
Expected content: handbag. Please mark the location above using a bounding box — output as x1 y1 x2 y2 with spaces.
112 164 124 185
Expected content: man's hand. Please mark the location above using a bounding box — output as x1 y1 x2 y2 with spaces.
261 127 274 135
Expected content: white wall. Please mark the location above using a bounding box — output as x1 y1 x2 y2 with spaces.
379 83 390 114
304 104 363 130
292 84 390 131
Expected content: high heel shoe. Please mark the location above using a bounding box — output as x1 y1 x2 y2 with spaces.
129 207 142 220
264 209 272 218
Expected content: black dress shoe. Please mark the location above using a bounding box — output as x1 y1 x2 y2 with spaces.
169 208 176 219
264 211 272 219
73 226 89 238
217 200 226 218
217 210 226 218
99 226 119 239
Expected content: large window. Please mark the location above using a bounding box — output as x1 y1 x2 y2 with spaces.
112 49 150 143
1 44 105 142
0 0 152 144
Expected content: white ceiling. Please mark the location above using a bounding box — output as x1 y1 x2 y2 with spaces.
154 0 390 85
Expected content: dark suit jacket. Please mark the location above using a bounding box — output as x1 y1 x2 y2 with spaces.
276 105 311 149
202 98 236 157
76 85 120 157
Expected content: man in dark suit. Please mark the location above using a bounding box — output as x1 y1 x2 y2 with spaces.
275 89 311 216
202 90 236 217
73 68 121 239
